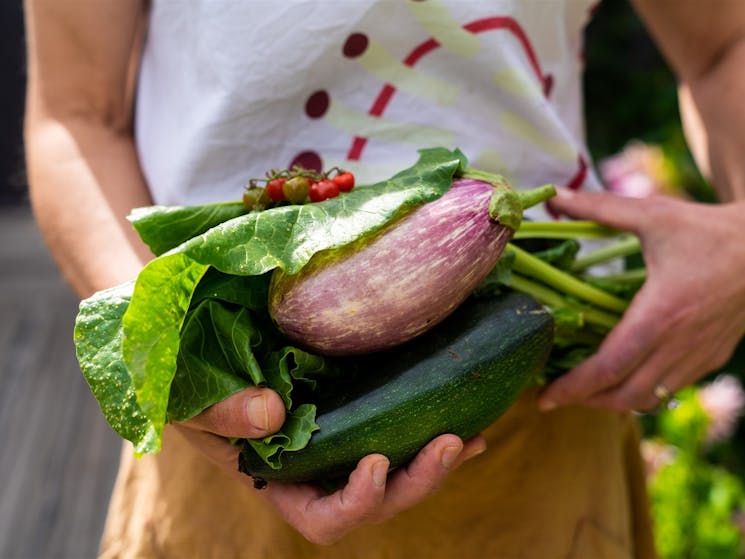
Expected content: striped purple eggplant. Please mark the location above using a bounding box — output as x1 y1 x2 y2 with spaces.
268 178 518 356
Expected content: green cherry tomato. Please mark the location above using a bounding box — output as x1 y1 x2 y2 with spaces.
283 176 311 204
242 188 264 210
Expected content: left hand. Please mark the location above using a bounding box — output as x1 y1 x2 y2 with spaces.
538 188 745 412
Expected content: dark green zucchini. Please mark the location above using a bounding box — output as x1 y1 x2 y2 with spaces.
239 291 553 484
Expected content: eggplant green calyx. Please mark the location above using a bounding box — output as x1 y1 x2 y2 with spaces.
462 168 555 231
501 184 556 230
489 187 523 231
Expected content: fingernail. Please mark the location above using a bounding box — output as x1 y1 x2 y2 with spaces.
538 399 557 412
372 460 388 487
440 445 462 469
247 394 269 431
554 188 574 199
463 443 487 461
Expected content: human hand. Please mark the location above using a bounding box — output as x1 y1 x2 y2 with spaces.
173 386 287 473
173 386 486 545
538 189 745 412
260 433 486 545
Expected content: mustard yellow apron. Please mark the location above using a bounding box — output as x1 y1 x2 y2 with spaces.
99 388 656 559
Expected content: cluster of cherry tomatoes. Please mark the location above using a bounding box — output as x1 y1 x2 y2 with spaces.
242 167 356 211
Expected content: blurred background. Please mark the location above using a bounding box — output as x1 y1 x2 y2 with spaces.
2 1 744 557
0 2 122 559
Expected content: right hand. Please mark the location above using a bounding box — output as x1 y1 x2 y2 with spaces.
173 387 486 545
262 432 487 545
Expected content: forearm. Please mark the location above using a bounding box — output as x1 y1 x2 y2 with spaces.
678 36 745 202
25 115 153 298
24 0 151 298
630 0 745 202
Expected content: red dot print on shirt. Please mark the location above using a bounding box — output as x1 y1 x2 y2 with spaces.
343 33 369 58
290 151 323 173
298 13 586 193
305 90 330 119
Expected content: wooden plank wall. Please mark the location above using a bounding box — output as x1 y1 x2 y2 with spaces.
0 208 121 559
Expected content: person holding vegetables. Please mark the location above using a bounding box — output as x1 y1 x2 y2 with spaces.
23 0 745 558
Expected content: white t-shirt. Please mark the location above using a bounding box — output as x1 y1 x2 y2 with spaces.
135 0 601 211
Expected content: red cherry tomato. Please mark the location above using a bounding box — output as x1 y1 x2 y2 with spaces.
266 178 286 202
332 171 355 192
309 179 340 202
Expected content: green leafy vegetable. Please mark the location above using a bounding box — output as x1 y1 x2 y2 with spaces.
75 147 467 460
74 282 159 453
122 253 209 452
130 201 248 257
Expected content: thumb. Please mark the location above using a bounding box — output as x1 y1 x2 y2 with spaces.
549 189 648 234
183 386 286 439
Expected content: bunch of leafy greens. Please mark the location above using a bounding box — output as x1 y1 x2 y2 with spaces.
474 223 644 381
74 146 646 471
74 148 469 466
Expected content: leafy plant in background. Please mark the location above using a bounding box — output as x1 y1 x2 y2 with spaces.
642 376 745 558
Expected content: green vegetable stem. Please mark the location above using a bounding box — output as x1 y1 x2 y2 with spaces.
505 243 629 313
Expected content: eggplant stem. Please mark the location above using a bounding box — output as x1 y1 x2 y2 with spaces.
462 169 556 210
517 185 557 209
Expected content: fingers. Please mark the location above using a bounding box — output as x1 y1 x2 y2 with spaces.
182 386 286 438
579 348 686 412
381 434 485 515
265 454 389 545
549 189 651 234
538 294 656 410
261 434 486 545
584 326 738 412
540 291 740 412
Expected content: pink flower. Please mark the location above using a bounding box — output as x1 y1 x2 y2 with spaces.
599 142 676 198
640 439 676 478
698 375 745 444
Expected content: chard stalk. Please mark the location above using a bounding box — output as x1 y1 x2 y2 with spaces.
513 220 617 240
585 268 647 283
504 243 629 313
506 273 620 330
571 234 641 271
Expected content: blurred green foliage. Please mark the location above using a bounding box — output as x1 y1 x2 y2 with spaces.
644 388 745 558
584 0 678 159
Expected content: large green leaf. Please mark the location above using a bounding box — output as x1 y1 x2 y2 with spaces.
73 282 160 454
189 268 271 310
168 301 257 422
262 346 343 410
247 403 320 469
122 253 209 452
129 201 248 257
173 147 466 275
